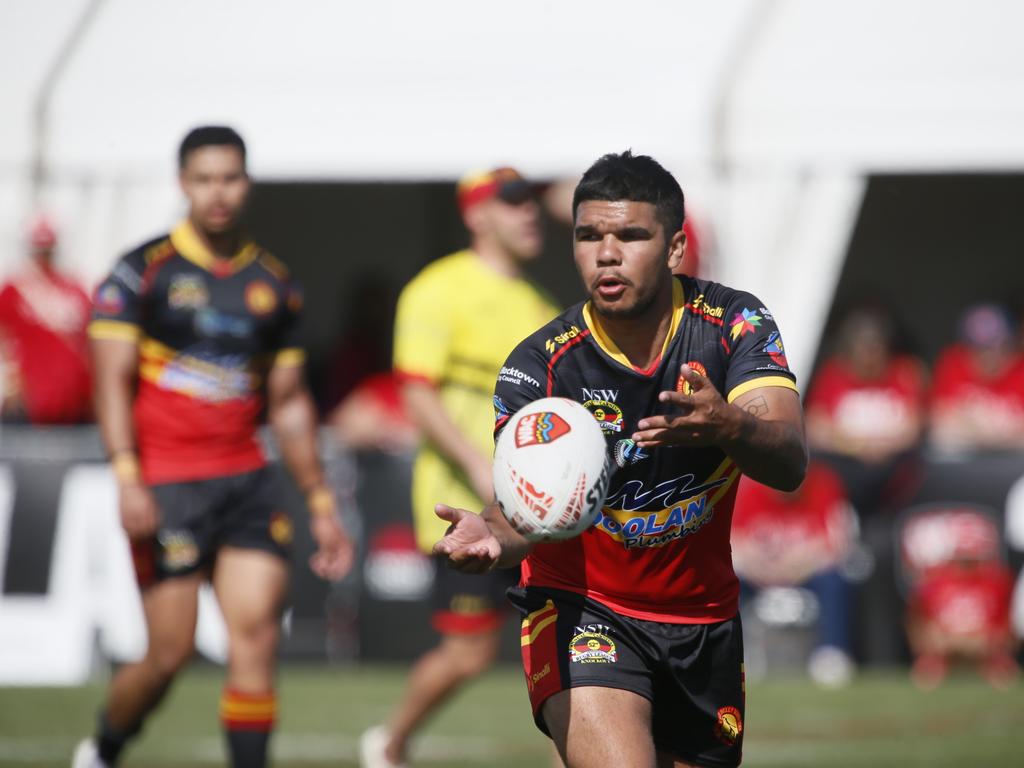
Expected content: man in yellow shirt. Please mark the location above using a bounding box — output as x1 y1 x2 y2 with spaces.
360 169 557 768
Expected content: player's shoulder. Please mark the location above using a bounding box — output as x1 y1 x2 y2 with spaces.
683 275 762 313
252 246 293 284
513 301 587 357
105 233 173 289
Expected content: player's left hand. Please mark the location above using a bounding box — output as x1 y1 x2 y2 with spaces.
308 499 355 581
632 364 741 449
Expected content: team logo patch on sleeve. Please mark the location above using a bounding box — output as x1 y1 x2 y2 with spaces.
569 629 617 664
714 706 743 745
514 411 571 447
762 331 788 367
94 283 126 314
583 399 624 433
729 308 762 340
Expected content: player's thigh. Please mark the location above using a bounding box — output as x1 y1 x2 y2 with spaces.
543 686 656 768
140 572 203 662
213 546 289 630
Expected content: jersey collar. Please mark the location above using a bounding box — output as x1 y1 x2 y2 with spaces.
582 277 685 375
170 220 258 276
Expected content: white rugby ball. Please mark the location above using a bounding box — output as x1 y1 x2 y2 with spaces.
493 397 611 541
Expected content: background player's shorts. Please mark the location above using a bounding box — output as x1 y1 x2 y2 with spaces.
431 557 520 635
131 468 293 589
509 586 745 768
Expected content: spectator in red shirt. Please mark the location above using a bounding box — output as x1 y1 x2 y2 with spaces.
805 305 927 517
732 463 859 686
929 303 1024 452
0 216 92 424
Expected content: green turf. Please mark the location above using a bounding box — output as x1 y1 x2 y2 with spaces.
0 664 1021 767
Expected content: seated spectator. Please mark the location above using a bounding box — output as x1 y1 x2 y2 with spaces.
902 510 1018 689
0 216 92 424
733 463 859 686
805 305 926 516
929 303 1024 452
328 371 419 454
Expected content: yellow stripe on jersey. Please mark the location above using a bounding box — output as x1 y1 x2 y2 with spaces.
88 319 141 342
726 375 799 404
170 220 259 275
582 279 685 371
273 347 306 368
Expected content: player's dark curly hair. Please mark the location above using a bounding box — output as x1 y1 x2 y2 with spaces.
178 126 246 169
572 150 685 237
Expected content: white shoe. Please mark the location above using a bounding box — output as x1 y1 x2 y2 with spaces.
359 725 407 768
71 738 110 768
807 645 855 689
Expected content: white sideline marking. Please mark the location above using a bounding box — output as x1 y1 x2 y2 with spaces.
0 734 497 763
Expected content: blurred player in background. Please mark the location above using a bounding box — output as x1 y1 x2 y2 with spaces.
73 126 354 768
359 168 557 768
435 151 807 768
0 215 92 423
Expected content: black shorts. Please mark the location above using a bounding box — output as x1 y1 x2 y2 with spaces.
430 557 520 635
509 586 745 768
131 467 293 589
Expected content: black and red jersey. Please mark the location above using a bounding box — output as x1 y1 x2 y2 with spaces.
89 221 304 484
493 275 798 623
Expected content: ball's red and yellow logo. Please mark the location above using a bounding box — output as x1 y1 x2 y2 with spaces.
245 280 278 315
514 411 571 447
714 706 743 745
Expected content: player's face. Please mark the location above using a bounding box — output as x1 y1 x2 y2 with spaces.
482 197 544 262
179 146 250 235
573 200 684 318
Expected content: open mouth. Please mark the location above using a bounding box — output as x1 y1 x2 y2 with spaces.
596 275 627 300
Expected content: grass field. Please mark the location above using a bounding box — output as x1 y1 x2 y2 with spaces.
0 664 1021 767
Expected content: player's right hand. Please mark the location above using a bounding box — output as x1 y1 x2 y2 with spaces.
118 483 160 539
432 504 500 574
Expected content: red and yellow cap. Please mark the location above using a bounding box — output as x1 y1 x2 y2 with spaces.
457 167 534 213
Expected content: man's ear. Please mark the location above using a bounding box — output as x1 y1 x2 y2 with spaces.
667 229 686 272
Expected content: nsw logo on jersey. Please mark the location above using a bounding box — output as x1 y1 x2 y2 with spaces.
514 411 571 447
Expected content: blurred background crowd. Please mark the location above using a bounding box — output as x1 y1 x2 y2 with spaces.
1 0 1023 699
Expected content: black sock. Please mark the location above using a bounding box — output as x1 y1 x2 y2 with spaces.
96 711 140 766
225 728 271 768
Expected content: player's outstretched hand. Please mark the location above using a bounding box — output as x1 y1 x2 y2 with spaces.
118 483 161 539
309 510 355 581
432 504 500 574
632 364 740 449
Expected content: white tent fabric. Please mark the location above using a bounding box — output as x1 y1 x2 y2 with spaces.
2 0 1023 382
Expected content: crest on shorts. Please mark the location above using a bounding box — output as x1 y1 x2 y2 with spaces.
515 411 571 447
158 530 199 571
714 706 743 745
269 512 294 546
569 630 617 664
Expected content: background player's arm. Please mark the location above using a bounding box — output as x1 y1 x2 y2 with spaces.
634 365 807 491
91 336 160 538
433 501 534 574
401 380 494 502
266 362 354 580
